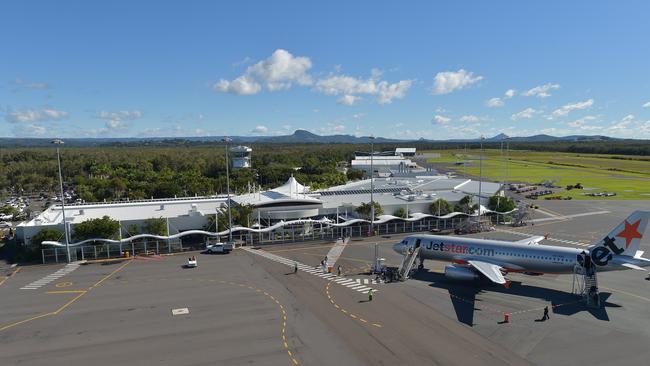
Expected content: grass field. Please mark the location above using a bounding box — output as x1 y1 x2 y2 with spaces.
424 149 650 200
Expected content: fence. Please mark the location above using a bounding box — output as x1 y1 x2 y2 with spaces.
41 215 509 263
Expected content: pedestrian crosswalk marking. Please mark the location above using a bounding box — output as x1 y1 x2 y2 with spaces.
243 247 378 294
20 263 80 290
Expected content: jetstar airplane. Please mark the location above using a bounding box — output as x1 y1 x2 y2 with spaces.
392 211 650 285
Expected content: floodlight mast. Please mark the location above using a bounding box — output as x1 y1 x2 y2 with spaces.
52 139 70 263
222 137 233 242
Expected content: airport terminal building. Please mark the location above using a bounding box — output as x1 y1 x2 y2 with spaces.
16 174 503 251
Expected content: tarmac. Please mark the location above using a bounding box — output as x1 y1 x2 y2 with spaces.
1 199 649 366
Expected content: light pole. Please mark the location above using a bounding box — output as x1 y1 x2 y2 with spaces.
52 139 70 263
369 136 375 235
477 136 484 226
222 137 233 243
505 137 510 188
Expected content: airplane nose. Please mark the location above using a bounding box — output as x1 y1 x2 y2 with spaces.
392 242 403 254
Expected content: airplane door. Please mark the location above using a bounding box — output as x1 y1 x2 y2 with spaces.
415 239 421 249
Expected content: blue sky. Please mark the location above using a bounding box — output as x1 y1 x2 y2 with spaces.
1 1 649 139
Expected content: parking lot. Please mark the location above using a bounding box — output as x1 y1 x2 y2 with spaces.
1 199 649 366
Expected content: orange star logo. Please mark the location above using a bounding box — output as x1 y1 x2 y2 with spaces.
616 219 642 248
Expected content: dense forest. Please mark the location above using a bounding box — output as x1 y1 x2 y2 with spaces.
0 144 366 202
1 139 649 203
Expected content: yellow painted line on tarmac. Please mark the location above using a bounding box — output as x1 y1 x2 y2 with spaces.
325 281 382 328
53 291 88 314
55 281 73 288
90 260 133 289
0 260 133 333
0 267 22 286
0 312 55 332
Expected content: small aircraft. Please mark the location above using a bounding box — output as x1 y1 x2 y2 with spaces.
393 211 650 285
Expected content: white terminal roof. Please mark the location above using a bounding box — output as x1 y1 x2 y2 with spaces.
395 147 416 153
19 175 502 227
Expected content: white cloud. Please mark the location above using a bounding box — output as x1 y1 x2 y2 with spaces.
214 75 262 95
5 108 69 123
551 99 594 118
566 115 597 128
318 123 346 135
216 49 312 95
643 101 650 108
352 113 366 120
486 89 515 108
376 80 412 104
522 83 560 98
247 49 313 91
435 106 445 113
431 69 483 95
459 115 480 122
97 109 143 131
13 78 50 90
511 107 541 121
486 97 504 108
97 110 143 121
432 115 451 125
315 71 412 104
11 124 47 137
337 95 361 106
250 125 269 134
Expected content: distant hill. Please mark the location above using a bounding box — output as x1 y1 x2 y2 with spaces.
0 130 632 147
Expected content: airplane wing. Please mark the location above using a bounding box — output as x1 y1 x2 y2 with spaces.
621 263 646 271
467 260 507 284
515 235 546 245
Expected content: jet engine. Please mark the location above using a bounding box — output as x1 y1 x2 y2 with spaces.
444 264 479 281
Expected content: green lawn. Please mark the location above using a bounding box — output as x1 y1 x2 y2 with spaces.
424 149 650 200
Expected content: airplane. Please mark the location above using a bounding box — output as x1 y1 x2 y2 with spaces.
392 211 650 285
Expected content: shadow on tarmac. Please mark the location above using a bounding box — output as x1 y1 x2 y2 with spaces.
412 269 620 326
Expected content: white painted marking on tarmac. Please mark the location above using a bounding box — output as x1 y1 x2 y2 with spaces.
171 308 190 316
20 263 80 290
243 247 378 294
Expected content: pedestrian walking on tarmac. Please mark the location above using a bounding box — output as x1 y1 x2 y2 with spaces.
294 262 298 274
542 306 550 321
337 265 342 276
368 288 374 302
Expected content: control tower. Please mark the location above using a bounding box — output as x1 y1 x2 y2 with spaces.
230 146 252 169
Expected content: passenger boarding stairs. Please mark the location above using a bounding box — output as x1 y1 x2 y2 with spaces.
397 241 421 281
572 259 600 308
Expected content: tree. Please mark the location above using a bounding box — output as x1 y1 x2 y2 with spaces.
209 204 255 231
31 228 64 246
1 205 18 216
125 224 140 237
454 195 473 214
143 217 168 236
393 207 407 218
429 199 452 216
73 216 120 241
346 169 364 181
356 201 383 220
487 195 516 213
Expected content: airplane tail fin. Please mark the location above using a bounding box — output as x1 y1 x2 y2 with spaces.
588 211 650 257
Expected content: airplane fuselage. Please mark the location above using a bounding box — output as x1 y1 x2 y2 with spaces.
399 234 586 274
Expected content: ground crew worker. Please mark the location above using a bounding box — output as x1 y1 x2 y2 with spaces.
337 265 342 276
368 288 374 302
542 306 549 321
294 262 298 274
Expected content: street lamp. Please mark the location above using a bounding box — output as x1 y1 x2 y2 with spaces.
369 135 375 235
52 139 70 263
222 137 234 243
477 136 484 226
